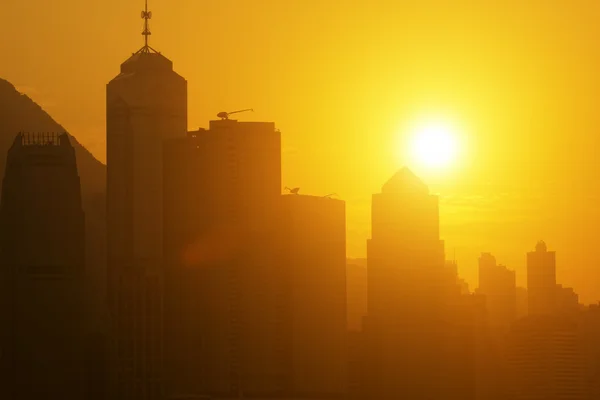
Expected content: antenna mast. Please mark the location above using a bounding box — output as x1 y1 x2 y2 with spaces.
141 0 153 52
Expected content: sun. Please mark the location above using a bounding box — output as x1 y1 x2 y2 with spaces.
408 121 459 170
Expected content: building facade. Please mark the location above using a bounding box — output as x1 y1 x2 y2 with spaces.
0 132 86 400
556 284 581 316
106 31 187 399
507 315 588 400
278 194 348 398
363 167 479 400
527 241 557 316
163 120 281 397
477 253 517 332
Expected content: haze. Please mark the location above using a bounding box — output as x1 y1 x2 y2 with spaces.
1 0 600 303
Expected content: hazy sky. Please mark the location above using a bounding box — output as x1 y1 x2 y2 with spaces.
2 0 600 302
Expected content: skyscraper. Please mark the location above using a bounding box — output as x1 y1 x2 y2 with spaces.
477 252 517 332
278 193 347 397
163 118 281 397
363 167 470 400
475 253 517 400
106 4 187 399
0 132 86 400
527 241 557 316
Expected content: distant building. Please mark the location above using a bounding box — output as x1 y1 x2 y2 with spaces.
527 241 557 316
477 253 517 332
105 8 188 399
507 315 588 400
163 119 281 397
556 284 581 315
446 259 471 295
346 259 367 332
0 132 86 400
363 167 479 400
278 194 347 397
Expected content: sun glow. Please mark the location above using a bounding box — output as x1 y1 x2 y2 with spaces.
408 121 460 170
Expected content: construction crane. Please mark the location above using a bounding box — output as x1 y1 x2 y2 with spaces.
284 187 300 195
217 109 254 120
323 193 338 198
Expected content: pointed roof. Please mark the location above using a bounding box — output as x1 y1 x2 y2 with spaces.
381 167 429 195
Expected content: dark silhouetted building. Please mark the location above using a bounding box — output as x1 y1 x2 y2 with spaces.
278 193 347 397
477 253 517 332
507 315 588 400
106 8 187 399
163 119 281 397
0 132 86 400
527 241 557 316
363 167 480 400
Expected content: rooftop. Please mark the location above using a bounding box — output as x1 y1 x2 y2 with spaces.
119 50 174 74
381 167 429 195
281 193 343 203
13 132 71 147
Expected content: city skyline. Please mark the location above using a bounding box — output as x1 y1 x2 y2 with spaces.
4 2 600 400
3 1 600 302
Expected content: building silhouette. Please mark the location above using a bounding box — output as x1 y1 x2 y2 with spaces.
507 314 588 400
106 4 187 399
527 241 557 316
364 167 444 399
473 253 517 400
163 119 281 397
363 167 481 400
278 193 348 397
477 252 517 332
446 259 470 295
0 132 86 400
556 284 581 316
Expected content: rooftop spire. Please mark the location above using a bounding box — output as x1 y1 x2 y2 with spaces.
138 0 157 54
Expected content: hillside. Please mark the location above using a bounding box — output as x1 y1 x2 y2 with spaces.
0 78 107 328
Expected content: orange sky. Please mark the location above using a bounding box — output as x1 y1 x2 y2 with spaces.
2 0 600 303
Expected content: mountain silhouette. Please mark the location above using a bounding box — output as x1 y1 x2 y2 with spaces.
0 78 107 329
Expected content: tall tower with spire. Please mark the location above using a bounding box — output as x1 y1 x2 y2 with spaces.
106 2 187 399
